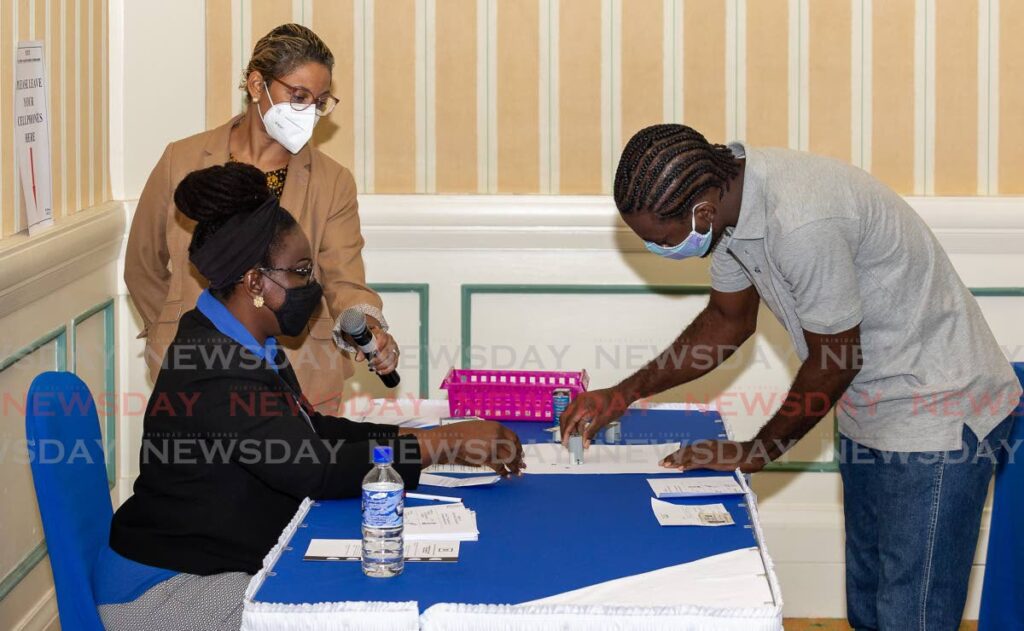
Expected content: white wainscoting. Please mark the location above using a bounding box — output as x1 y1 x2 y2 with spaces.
115 194 1024 619
0 203 125 630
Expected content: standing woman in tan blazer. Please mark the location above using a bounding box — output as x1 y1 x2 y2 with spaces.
125 24 396 410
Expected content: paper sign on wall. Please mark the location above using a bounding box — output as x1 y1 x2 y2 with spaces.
14 41 54 235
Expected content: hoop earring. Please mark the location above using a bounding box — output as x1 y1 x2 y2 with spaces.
253 295 265 308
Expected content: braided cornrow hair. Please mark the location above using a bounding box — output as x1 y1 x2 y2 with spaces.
614 124 740 219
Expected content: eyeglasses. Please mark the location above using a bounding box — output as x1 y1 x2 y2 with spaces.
267 77 339 117
258 264 316 285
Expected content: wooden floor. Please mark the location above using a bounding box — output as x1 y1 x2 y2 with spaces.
784 621 979 630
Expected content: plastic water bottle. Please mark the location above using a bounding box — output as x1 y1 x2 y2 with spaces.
361 446 404 577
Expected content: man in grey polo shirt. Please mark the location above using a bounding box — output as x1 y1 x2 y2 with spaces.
561 124 1021 630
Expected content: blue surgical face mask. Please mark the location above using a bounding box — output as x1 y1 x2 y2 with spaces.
643 205 714 260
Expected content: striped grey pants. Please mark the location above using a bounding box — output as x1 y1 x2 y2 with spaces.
97 571 250 631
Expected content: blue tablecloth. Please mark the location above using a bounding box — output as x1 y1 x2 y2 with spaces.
251 408 762 609
979 364 1024 631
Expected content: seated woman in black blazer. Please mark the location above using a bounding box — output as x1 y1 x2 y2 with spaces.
93 163 524 631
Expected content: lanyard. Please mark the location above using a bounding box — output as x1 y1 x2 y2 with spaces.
272 372 317 433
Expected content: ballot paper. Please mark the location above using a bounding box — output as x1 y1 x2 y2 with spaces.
650 498 735 527
646 475 744 498
523 442 680 474
304 539 460 562
405 503 479 541
439 416 485 425
352 415 439 429
418 473 500 488
350 398 451 424
423 463 492 474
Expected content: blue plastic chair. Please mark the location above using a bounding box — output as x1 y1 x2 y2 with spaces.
979 363 1024 631
25 371 111 631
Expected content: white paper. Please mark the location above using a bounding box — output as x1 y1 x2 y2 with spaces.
348 398 450 423
14 41 54 235
423 463 492 474
418 473 500 488
352 415 439 429
405 503 479 541
650 498 735 527
439 416 485 426
406 492 463 503
647 475 744 498
522 442 681 474
304 539 460 562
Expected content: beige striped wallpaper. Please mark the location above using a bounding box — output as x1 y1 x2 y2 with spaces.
198 0 1019 197
0 0 109 238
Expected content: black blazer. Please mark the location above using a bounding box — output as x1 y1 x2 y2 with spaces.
110 309 422 575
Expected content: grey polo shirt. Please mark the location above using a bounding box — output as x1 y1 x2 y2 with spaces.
711 143 1021 452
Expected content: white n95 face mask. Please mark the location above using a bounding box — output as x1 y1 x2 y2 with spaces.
259 83 317 154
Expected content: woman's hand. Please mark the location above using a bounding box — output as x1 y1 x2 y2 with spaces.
348 318 399 375
364 326 399 375
408 422 525 478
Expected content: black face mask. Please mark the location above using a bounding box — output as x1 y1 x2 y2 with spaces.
265 277 324 337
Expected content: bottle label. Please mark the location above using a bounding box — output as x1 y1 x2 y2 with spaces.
362 487 404 528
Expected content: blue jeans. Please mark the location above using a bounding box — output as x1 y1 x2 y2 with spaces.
839 416 1015 631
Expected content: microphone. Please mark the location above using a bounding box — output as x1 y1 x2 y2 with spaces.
335 309 401 388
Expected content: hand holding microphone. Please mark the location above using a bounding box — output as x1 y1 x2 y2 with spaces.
334 309 401 388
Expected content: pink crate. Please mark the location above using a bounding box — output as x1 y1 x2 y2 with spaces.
440 368 590 421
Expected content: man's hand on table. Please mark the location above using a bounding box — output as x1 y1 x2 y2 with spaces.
559 386 635 448
660 439 768 474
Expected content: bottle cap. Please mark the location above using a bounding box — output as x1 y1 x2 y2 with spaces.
372 446 393 465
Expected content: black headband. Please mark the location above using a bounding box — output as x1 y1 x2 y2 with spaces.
190 196 284 290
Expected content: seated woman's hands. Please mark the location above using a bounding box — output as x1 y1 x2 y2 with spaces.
402 422 525 477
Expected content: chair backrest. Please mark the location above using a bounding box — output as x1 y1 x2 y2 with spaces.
25 371 112 631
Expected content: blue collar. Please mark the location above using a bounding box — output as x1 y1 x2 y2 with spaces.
196 290 280 372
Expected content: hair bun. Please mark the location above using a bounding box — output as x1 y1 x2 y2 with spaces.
174 162 271 224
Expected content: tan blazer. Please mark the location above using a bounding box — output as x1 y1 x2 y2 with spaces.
125 117 383 406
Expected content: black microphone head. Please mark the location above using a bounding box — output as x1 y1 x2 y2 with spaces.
338 308 368 336
380 370 401 388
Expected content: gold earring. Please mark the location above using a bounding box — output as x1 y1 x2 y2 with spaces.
253 295 265 308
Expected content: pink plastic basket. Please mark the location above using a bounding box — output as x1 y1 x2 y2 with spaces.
440 368 590 421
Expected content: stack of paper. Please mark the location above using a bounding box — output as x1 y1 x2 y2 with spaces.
304 539 460 562
405 503 479 542
650 498 735 527
423 462 491 474
418 473 500 488
646 475 744 498
352 398 451 424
